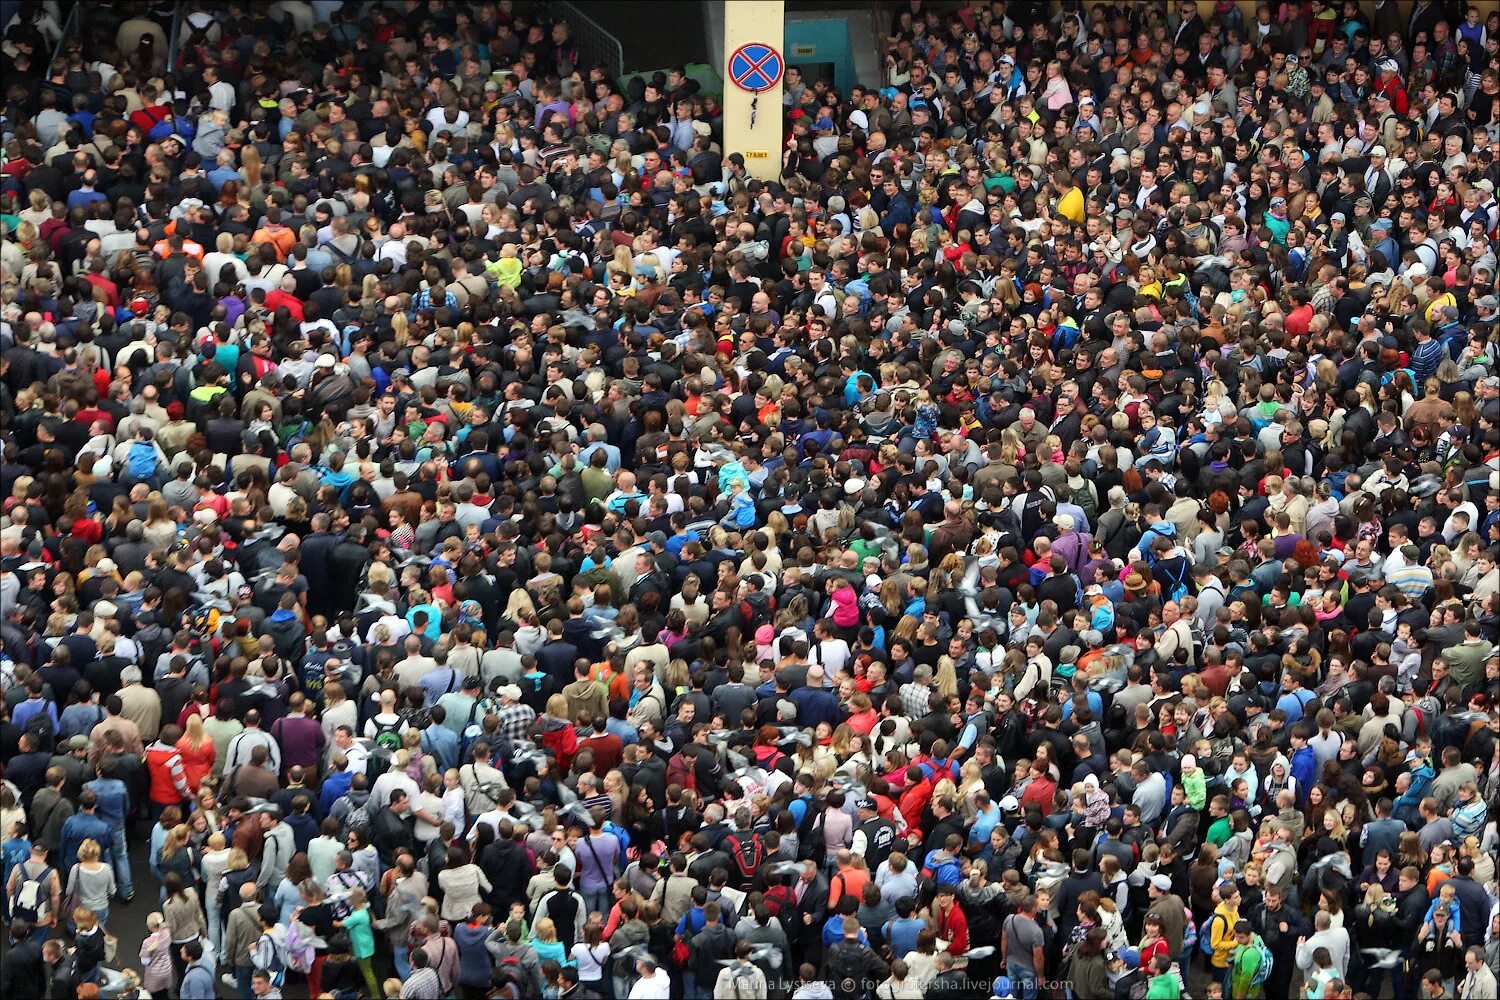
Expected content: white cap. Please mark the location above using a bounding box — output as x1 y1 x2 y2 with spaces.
1151 874 1174 892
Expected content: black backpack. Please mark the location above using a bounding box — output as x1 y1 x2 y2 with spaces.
796 798 826 862
825 942 869 1000
725 832 764 890
24 710 54 755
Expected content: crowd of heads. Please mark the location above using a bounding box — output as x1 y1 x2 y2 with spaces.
1 1 1499 999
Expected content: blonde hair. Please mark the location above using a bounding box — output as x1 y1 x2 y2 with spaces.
78 838 102 862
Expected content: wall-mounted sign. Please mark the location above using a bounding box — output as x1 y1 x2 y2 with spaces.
728 41 785 92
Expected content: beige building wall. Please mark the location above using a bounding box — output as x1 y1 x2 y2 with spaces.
722 0 786 181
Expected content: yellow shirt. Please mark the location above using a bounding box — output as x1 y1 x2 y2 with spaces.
1057 186 1085 223
1425 291 1456 325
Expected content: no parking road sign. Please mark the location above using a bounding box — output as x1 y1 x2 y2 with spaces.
728 41 784 93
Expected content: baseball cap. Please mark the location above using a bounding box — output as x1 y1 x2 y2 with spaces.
857 797 878 811
1370 145 1387 157
646 531 667 547
1151 874 1174 892
498 684 523 701
463 675 482 690
1476 295 1498 310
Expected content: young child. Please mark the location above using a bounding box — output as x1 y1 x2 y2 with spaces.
139 912 176 997
507 901 531 941
441 769 468 831
1423 882 1463 935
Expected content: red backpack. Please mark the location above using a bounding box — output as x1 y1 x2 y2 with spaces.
725 832 764 889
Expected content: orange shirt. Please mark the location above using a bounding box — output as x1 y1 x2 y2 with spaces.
252 223 296 262
828 865 870 907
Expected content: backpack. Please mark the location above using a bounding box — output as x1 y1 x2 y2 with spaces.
23 711 54 755
462 763 504 817
326 869 366 920
1198 911 1223 956
363 737 392 784
1182 911 1198 954
494 955 529 996
826 942 869 1000
370 718 404 753
12 865 52 924
666 750 697 792
797 806 827 862
921 850 962 886
725 832 764 890
1247 933 1274 988
344 799 373 840
252 925 288 986
127 439 160 480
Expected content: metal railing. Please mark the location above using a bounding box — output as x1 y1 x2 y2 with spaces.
552 0 625 80
50 0 82 66
166 1 183 80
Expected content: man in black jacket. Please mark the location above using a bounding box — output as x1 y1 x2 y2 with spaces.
0 923 43 999
370 788 416 868
1053 849 1105 953
1248 884 1310 1000
820 915 889 999
689 902 737 996
480 820 534 913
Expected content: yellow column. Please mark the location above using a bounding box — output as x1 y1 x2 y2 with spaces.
722 0 786 182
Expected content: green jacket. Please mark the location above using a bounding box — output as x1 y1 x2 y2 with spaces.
1146 972 1182 999
1229 934 1266 998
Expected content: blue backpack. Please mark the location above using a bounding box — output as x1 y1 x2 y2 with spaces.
127 440 160 480
1199 910 1225 956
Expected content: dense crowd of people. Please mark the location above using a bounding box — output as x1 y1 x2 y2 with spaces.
1 0 1499 998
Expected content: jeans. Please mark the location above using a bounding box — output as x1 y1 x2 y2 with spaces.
109 827 133 899
1007 960 1038 1000
235 963 254 1000
206 893 222 953
583 886 611 917
393 946 411 980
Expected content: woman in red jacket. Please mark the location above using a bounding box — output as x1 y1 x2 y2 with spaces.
175 713 217 794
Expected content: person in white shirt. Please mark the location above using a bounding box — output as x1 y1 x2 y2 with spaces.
369 752 421 812
627 959 672 1000
1295 910 1350 978
811 621 850 676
